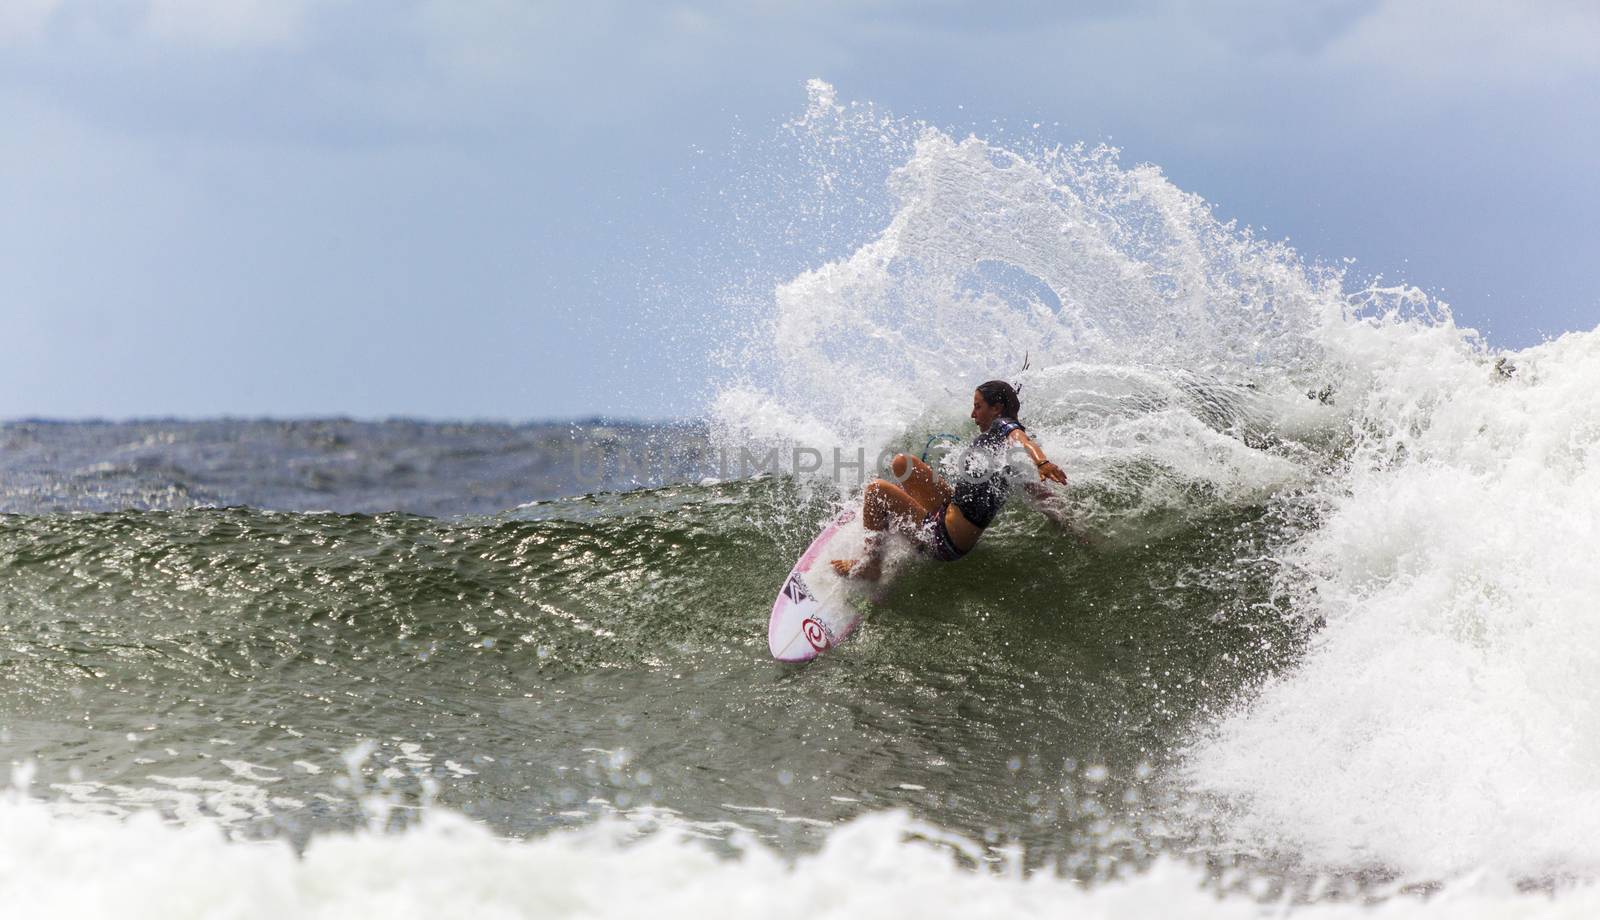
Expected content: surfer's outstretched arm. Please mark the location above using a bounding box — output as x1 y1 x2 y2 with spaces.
1008 429 1067 485
1011 430 1088 539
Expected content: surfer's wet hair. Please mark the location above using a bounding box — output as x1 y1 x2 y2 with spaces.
976 380 1021 419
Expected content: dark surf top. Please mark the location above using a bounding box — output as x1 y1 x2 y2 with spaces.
948 417 1024 529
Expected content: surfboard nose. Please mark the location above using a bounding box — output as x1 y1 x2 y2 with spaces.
768 511 862 661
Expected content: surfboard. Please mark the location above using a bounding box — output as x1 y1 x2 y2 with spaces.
768 510 866 661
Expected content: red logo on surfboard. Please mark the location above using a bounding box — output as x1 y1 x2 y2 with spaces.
801 616 831 651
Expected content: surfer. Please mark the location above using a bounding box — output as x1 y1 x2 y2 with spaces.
831 380 1067 580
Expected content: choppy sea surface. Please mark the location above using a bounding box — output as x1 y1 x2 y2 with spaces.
6 84 1600 916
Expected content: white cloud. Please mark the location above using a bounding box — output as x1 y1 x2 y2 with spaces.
1175 0 1380 58
0 0 62 44
413 0 572 85
1326 0 1600 89
141 0 314 49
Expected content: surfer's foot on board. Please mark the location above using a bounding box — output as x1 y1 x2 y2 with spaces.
830 558 882 580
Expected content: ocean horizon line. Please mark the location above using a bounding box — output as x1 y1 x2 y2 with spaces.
1 413 701 428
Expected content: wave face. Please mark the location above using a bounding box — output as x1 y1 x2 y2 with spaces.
0 474 1294 866
4 82 1599 914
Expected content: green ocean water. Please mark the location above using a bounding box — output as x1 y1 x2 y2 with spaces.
0 421 1311 882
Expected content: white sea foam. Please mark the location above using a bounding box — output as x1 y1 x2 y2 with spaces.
9 794 1600 918
1189 322 1600 878
711 81 1352 521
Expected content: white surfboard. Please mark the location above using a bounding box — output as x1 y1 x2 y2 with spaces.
768 510 867 661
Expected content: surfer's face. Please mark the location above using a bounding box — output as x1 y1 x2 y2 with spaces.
971 390 1003 431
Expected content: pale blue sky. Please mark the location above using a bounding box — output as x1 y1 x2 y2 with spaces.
3 0 1596 419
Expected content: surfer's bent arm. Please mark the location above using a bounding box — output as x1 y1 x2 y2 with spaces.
1008 429 1067 485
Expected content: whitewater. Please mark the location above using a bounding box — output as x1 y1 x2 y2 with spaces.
3 81 1599 916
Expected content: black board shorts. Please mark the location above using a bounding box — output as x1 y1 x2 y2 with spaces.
914 502 968 562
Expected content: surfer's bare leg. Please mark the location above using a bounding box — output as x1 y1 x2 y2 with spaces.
890 453 952 511
830 480 928 579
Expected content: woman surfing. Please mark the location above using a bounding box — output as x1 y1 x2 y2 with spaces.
831 380 1067 580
